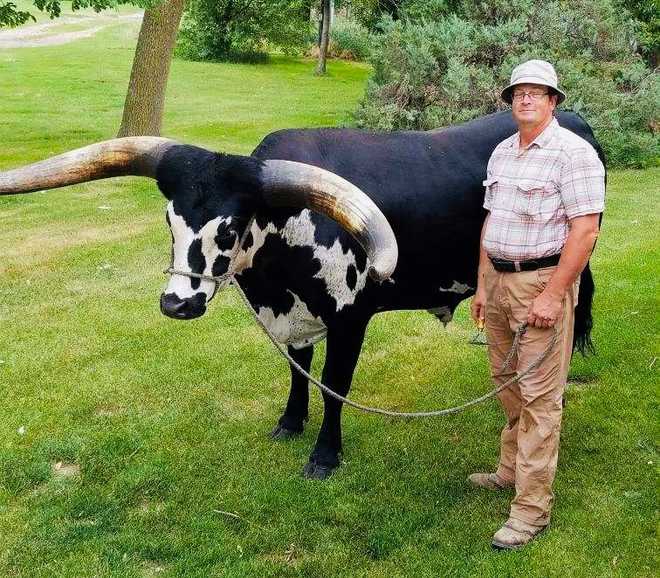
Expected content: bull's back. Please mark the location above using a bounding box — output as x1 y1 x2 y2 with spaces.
250 111 602 302
251 111 600 219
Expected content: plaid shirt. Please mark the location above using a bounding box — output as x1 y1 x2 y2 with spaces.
483 117 605 261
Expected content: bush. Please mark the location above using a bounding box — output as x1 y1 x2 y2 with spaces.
176 0 311 62
353 0 660 168
329 18 374 61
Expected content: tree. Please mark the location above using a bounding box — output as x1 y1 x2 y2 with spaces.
176 0 311 62
615 0 660 68
316 0 332 74
0 1 180 137
345 0 402 31
117 0 186 136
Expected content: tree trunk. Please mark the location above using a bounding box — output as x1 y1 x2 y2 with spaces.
315 0 331 75
117 0 186 137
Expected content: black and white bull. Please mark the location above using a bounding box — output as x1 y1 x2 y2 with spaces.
0 110 603 479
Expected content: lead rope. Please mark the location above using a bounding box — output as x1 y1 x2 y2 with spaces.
164 264 557 418
231 278 555 417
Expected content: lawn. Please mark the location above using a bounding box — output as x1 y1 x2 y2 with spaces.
0 9 658 578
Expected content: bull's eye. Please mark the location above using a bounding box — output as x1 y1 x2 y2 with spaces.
215 228 236 251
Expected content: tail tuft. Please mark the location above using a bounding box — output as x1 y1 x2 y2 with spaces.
574 262 596 356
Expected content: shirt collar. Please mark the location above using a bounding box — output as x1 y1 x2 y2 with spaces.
509 117 559 150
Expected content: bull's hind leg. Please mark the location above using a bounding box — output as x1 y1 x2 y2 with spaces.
303 319 368 480
271 345 313 440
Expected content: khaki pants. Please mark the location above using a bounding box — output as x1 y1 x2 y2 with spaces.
484 262 578 526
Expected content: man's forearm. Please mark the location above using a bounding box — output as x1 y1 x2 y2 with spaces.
476 214 490 290
470 214 490 323
544 214 600 299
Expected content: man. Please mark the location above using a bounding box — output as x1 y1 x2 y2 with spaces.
469 59 605 550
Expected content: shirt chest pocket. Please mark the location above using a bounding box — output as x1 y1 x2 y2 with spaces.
512 179 560 218
483 177 511 211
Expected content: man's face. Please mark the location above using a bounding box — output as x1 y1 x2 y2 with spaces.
511 83 557 128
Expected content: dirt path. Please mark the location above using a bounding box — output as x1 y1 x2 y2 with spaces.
0 12 142 49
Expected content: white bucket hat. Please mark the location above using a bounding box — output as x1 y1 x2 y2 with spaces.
501 59 566 105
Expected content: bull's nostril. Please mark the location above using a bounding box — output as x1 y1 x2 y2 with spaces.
160 293 187 315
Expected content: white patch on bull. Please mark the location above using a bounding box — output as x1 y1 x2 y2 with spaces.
438 281 472 294
257 290 327 349
282 210 368 311
235 210 367 312
165 203 237 303
201 217 238 275
427 305 453 326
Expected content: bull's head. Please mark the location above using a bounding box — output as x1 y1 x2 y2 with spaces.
0 137 397 320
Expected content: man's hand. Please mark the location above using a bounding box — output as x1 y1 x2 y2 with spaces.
528 289 562 328
526 214 599 329
471 286 487 325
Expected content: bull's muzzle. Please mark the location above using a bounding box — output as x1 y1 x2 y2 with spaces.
160 292 207 320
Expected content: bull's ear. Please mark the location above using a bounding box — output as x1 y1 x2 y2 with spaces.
259 160 398 282
0 137 178 195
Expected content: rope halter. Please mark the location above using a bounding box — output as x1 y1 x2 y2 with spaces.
162 216 255 292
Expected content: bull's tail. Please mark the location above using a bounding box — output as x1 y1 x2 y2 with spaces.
574 262 596 355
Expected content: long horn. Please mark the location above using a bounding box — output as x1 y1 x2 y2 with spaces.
260 160 398 282
0 137 178 195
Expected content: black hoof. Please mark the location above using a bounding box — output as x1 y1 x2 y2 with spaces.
270 423 303 440
302 460 336 480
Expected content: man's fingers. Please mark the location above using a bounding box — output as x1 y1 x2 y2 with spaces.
471 301 485 324
529 313 544 328
530 316 555 329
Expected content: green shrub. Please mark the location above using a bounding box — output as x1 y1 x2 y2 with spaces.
354 0 660 168
176 0 311 62
330 18 374 61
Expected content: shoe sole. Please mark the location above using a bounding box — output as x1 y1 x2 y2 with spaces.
491 540 525 551
469 481 515 490
491 526 547 551
467 474 515 490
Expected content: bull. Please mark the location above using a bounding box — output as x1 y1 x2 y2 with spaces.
0 110 603 479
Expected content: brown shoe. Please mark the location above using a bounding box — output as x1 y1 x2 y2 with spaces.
468 472 514 490
491 518 547 550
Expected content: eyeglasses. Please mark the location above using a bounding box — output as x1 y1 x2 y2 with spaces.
512 90 549 101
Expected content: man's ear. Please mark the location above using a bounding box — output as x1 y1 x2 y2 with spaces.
550 92 559 109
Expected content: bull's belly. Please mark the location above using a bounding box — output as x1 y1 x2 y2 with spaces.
256 291 327 350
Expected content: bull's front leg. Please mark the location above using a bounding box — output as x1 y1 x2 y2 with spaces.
271 344 313 440
303 318 369 480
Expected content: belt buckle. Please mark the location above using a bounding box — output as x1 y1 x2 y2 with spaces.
514 260 521 272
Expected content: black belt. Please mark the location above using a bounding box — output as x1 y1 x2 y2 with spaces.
489 253 561 273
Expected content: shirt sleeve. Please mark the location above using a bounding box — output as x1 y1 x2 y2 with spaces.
559 146 605 218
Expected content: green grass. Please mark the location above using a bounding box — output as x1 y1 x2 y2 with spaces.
0 12 658 578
